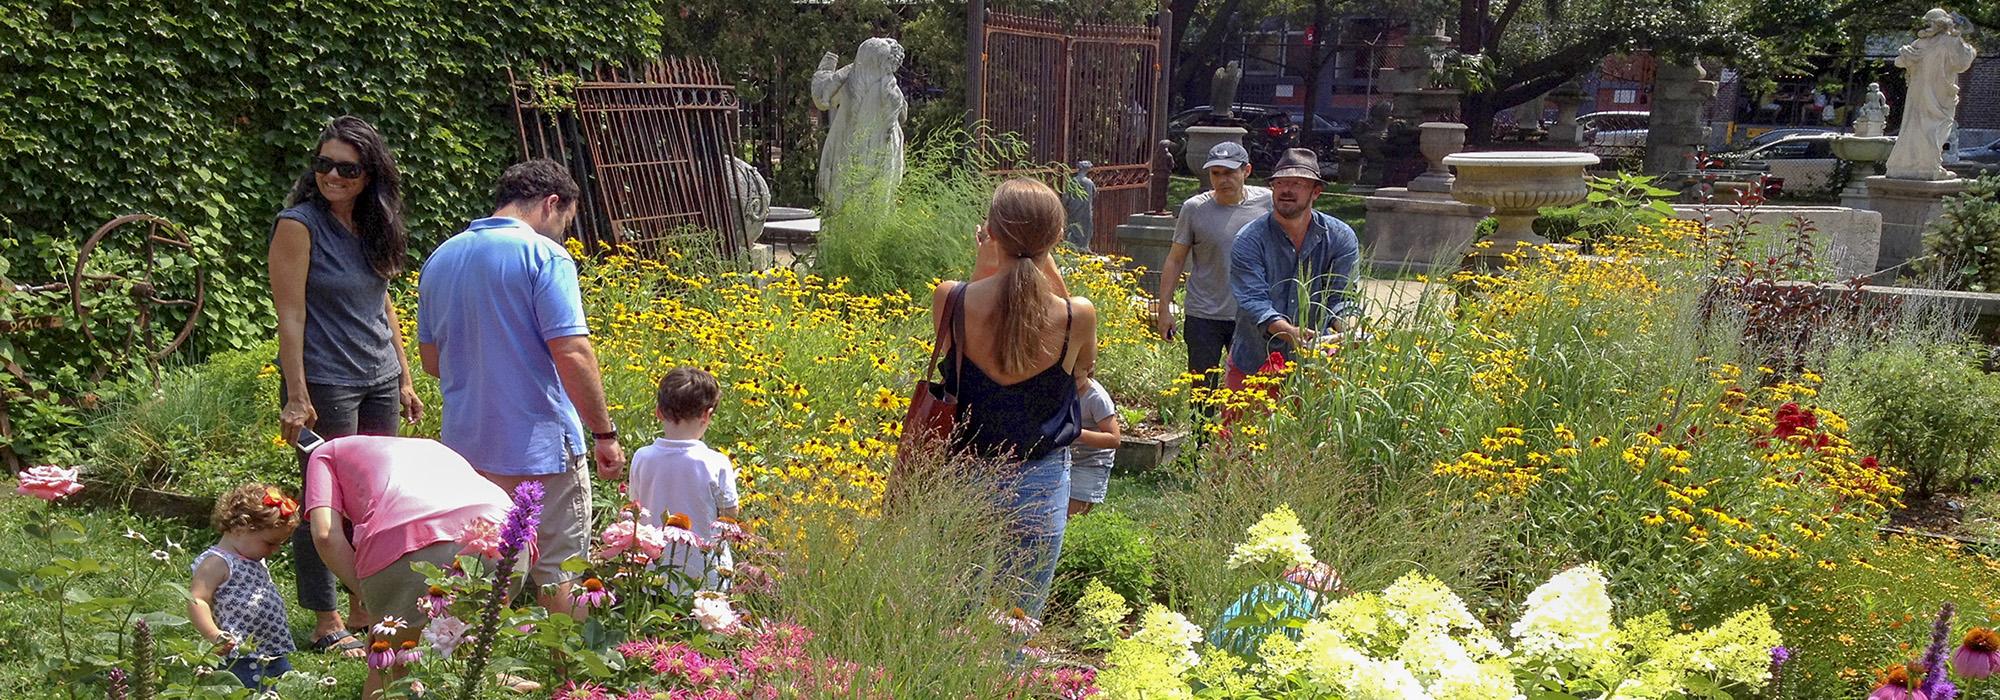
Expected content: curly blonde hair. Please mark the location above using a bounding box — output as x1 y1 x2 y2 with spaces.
211 483 302 534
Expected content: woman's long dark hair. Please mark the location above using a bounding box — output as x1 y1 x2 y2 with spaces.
284 115 408 279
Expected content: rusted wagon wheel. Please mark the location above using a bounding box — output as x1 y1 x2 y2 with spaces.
69 214 206 381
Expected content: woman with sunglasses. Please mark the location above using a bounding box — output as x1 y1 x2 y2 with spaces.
267 115 421 656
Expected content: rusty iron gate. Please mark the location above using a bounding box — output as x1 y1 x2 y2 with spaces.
977 11 1166 253
510 58 748 258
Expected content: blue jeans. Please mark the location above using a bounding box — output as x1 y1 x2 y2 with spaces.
227 654 292 688
993 449 1070 620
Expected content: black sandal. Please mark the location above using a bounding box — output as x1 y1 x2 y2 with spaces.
309 630 366 654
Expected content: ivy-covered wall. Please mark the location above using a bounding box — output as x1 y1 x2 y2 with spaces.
1 0 672 365
0 0 927 463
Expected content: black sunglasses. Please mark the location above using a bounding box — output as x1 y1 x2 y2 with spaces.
311 155 365 179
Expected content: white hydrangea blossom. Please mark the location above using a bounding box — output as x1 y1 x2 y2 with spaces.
1226 504 1316 569
1511 564 1617 665
1130 604 1204 670
1382 572 1484 635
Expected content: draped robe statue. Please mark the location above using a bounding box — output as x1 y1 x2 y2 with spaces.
1885 9 1977 180
812 37 908 215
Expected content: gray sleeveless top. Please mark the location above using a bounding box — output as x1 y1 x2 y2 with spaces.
276 201 400 386
191 547 296 658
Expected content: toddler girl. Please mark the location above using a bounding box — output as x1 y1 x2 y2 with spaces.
189 483 303 688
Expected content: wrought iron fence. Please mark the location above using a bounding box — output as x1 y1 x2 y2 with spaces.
978 10 1167 253
509 58 749 259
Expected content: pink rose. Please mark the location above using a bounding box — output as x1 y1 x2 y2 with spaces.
457 517 503 559
600 519 669 564
16 465 82 501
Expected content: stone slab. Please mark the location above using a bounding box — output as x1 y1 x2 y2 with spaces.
1360 189 1492 275
759 217 821 246
1669 205 1882 280
1866 176 1968 275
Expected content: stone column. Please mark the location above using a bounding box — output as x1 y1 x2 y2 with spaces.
1546 80 1586 147
1387 23 1450 120
1643 61 1717 174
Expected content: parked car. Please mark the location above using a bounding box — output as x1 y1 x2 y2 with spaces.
1958 137 2000 164
1166 104 1343 174
1578 111 1650 157
1727 126 1837 152
1715 132 1845 195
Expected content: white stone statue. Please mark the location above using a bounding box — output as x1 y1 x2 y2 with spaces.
1855 83 1890 138
1885 8 1977 180
812 37 907 215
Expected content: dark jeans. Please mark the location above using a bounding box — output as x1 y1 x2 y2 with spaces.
1184 316 1236 389
226 654 292 688
280 376 400 613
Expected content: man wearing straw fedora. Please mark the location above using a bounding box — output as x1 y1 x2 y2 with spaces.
1225 148 1364 391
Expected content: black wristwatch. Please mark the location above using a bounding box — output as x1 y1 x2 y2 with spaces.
591 427 618 442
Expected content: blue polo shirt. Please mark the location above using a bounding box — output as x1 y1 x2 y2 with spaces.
416 217 588 476
1227 210 1362 374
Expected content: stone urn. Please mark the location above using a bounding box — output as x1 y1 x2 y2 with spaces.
1443 151 1600 263
1184 125 1249 189
1408 122 1468 194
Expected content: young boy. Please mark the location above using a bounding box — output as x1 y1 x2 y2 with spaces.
1067 378 1121 517
628 367 741 587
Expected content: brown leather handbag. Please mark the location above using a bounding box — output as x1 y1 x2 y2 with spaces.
895 283 967 471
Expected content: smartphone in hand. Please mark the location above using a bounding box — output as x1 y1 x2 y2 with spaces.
295 427 327 455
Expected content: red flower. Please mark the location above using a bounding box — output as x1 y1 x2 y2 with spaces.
1259 352 1289 374
1772 402 1819 440
1862 456 1880 471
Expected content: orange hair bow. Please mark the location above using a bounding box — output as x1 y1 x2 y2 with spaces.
263 488 299 518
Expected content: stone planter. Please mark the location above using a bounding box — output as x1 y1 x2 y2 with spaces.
1184 125 1249 189
1113 429 1191 475
1408 122 1468 194
1443 151 1599 262
1114 212 1179 294
1831 135 1895 209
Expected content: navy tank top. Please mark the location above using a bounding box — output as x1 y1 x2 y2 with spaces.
939 286 1083 462
275 200 400 387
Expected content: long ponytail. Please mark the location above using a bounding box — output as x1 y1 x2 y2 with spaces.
985 179 1066 376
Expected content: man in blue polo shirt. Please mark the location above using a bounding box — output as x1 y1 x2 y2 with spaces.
1227 148 1364 390
416 159 626 615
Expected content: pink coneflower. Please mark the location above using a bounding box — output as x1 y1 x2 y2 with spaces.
711 517 751 544
574 577 617 610
1870 662 1929 700
1955 627 2000 679
371 616 408 638
395 639 423 665
419 585 452 619
365 639 397 670
990 607 1043 638
661 521 708 550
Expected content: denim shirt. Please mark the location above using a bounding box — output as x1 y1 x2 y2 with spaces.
1227 209 1362 374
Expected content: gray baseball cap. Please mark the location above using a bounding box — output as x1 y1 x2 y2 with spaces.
1203 141 1251 170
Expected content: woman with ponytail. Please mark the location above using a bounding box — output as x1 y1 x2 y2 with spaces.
267 115 422 653
931 178 1099 620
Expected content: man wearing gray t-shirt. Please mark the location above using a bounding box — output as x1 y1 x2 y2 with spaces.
1157 141 1273 387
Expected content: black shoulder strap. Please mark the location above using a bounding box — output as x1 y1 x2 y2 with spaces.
949 283 969 395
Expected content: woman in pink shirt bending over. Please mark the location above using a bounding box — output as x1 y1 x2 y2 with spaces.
302 435 512 699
